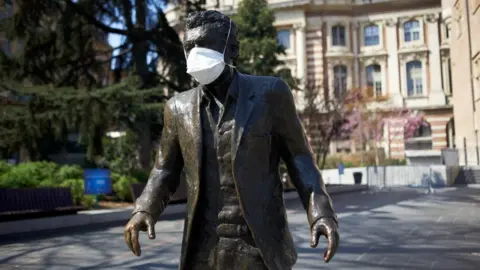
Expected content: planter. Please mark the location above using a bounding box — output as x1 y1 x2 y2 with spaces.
353 172 363 185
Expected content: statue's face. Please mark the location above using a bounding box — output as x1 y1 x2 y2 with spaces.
183 24 235 62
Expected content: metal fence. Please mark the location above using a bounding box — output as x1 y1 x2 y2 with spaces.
366 165 450 189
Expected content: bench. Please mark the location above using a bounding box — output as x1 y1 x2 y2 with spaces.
0 187 86 222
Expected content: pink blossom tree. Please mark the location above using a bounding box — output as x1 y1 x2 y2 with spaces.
302 83 426 167
345 99 427 165
301 82 361 169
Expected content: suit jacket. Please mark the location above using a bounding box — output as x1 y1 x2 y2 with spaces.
133 72 338 270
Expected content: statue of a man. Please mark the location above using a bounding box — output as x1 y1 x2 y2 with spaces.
124 10 339 270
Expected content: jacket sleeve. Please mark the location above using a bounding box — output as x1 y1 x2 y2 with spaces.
271 78 338 227
132 97 184 221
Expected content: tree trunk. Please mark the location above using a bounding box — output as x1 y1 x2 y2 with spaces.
19 145 31 163
135 121 152 170
132 0 153 170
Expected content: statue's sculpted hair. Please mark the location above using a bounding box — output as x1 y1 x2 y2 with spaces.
185 10 237 41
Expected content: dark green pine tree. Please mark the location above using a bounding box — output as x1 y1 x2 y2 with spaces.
0 0 108 162
65 0 197 169
0 0 202 168
232 0 298 89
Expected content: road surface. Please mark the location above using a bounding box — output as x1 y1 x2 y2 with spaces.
1 186 480 269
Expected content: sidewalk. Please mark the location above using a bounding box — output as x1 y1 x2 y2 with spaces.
0 185 367 236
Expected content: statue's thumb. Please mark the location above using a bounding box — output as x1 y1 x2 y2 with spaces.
146 219 156 240
310 228 319 248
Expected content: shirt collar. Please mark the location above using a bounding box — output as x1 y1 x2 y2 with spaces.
201 70 239 103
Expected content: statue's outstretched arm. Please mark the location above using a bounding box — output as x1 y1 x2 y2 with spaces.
125 97 184 257
271 78 339 263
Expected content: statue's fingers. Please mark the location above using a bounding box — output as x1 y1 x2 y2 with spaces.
310 226 320 248
146 218 156 240
124 228 135 255
324 230 339 263
131 228 142 257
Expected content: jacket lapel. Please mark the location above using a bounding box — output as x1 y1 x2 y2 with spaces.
192 87 203 178
233 73 255 158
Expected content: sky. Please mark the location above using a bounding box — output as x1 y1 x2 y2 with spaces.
107 23 125 68
107 1 167 68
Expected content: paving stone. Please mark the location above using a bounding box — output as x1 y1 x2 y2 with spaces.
1 187 480 269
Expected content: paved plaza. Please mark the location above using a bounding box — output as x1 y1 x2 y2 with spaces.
1 186 480 269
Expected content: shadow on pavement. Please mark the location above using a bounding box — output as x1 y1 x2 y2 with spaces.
0 211 186 245
1 186 480 270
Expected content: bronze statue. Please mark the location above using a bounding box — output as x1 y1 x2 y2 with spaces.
124 10 339 270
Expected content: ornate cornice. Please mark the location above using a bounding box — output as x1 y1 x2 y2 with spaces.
293 23 306 31
326 57 354 67
384 18 398 28
423 13 440 24
358 55 388 66
398 50 429 63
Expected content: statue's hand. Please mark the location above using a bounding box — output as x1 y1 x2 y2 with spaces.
124 212 156 257
310 217 339 263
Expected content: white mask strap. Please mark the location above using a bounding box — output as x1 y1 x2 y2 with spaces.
223 19 232 56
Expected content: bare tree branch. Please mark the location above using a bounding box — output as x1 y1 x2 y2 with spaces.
65 0 128 35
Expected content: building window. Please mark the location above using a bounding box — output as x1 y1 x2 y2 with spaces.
333 65 348 98
277 29 291 50
332 25 346 46
366 64 382 96
405 121 433 150
406 60 423 96
403 20 420 42
364 25 379 46
445 24 450 39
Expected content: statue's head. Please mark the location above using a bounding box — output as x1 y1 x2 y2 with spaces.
183 10 239 65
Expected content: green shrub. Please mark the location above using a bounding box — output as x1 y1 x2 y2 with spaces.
81 195 96 208
113 175 138 202
382 158 407 166
97 194 107 201
0 162 58 188
131 169 150 183
0 161 146 205
56 165 84 183
60 178 85 205
110 172 122 185
0 161 12 175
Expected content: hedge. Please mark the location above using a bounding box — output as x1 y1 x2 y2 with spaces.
0 161 145 207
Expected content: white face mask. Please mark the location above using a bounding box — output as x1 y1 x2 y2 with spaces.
185 19 234 85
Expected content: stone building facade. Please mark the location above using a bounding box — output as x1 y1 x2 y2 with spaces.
443 0 480 165
164 0 454 162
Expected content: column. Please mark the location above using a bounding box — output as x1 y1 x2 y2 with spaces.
385 18 403 106
440 51 451 95
425 13 445 105
295 23 307 83
352 22 360 88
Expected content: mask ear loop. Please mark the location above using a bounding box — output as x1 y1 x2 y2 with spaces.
223 19 236 69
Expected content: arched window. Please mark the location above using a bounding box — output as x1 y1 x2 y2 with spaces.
332 25 346 46
333 65 348 98
364 24 379 46
405 121 433 150
366 64 382 96
406 61 423 96
403 20 420 42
